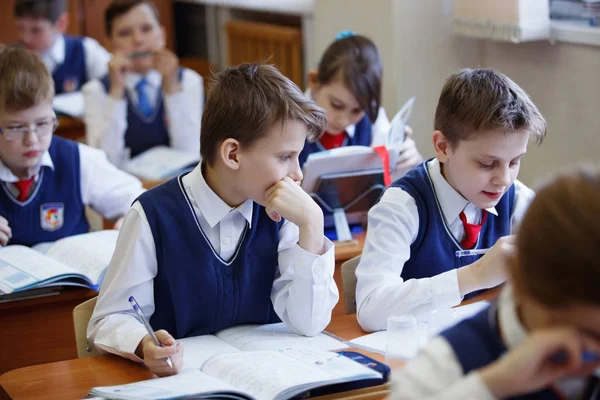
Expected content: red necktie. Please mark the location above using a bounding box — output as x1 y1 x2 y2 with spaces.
459 210 488 249
13 177 34 202
319 131 347 150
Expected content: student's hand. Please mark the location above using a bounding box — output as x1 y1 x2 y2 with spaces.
480 328 600 399
265 177 326 255
137 330 184 377
154 49 181 95
108 53 133 99
0 216 12 246
389 126 423 177
458 235 514 296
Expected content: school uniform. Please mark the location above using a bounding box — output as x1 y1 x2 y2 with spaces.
0 136 144 247
299 88 391 168
390 286 600 400
39 34 111 94
82 68 203 167
355 158 534 332
87 164 339 362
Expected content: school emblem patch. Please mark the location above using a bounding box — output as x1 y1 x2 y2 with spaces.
63 77 79 93
40 203 64 231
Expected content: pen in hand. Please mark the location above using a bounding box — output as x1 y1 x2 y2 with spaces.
129 296 173 369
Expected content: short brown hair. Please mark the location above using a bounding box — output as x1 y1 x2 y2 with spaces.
511 165 600 307
435 68 547 147
316 35 382 123
105 0 160 36
14 0 66 23
0 47 54 114
201 63 326 166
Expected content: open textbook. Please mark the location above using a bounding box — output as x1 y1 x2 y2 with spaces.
90 347 382 400
348 301 489 359
0 230 119 294
124 146 200 181
53 92 85 118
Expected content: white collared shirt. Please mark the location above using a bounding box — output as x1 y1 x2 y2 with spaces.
0 140 143 220
82 68 203 167
355 159 534 332
39 35 110 82
389 286 591 399
87 164 339 362
304 88 391 145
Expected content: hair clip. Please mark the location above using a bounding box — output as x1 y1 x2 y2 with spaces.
335 30 356 40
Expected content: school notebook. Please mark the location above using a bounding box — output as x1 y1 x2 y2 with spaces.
89 347 382 400
124 146 200 181
0 230 118 294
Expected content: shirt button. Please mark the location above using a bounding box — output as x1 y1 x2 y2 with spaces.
223 236 232 245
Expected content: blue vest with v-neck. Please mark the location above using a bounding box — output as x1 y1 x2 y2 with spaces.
100 69 183 158
138 174 282 338
0 136 89 246
441 304 563 400
388 160 515 281
299 114 373 168
52 36 88 95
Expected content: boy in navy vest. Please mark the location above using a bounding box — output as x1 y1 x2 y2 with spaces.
0 47 143 247
355 69 547 332
302 33 422 176
88 63 339 377
391 166 600 400
82 0 203 167
14 0 111 95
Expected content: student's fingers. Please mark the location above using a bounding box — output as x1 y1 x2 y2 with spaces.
404 125 413 139
0 231 9 247
155 329 176 346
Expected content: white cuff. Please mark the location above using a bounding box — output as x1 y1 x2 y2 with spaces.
290 238 335 281
430 269 463 309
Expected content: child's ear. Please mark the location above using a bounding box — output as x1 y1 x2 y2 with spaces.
55 12 69 34
220 139 241 171
432 130 451 163
307 69 319 92
159 25 167 48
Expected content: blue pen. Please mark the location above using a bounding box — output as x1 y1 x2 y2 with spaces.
129 296 173 369
455 248 490 258
550 351 600 364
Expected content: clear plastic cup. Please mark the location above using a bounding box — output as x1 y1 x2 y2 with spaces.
386 314 419 370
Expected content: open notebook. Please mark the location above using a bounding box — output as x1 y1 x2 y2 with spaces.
89 323 385 400
124 146 200 181
0 230 118 294
90 347 381 400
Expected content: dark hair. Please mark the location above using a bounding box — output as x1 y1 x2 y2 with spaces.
105 0 160 36
200 63 326 166
511 165 600 307
434 68 547 147
14 0 66 23
316 35 382 123
0 47 54 113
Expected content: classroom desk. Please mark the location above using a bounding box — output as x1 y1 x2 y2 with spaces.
55 116 86 142
0 313 387 400
0 287 97 375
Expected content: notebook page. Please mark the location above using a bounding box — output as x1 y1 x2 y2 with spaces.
0 246 75 293
43 230 119 284
203 348 379 400
53 92 84 117
89 369 252 400
124 146 199 180
215 322 347 352
178 334 241 370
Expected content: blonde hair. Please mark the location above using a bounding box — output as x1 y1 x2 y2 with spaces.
0 47 54 113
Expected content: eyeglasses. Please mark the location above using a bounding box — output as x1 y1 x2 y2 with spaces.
0 117 59 141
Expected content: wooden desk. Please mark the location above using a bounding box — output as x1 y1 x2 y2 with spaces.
0 287 97 375
0 314 386 400
55 117 86 142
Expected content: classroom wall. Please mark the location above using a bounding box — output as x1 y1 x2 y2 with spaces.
313 1 600 187
482 41 600 186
